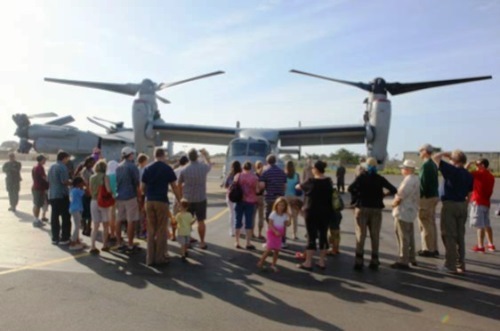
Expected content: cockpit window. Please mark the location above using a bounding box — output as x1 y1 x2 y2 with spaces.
228 142 247 157
248 142 268 157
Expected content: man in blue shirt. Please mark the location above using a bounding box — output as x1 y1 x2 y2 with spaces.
432 150 473 274
141 147 180 266
48 151 72 245
115 146 141 253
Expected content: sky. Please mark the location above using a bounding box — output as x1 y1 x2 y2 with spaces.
1 0 499 159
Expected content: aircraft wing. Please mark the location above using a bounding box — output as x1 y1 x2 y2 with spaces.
278 125 366 146
96 130 135 143
153 121 237 145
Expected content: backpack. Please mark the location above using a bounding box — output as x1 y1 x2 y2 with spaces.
97 176 115 208
228 177 243 203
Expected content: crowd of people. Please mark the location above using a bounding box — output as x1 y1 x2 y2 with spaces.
1 143 497 274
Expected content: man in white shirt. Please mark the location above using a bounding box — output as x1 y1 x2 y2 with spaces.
391 160 420 270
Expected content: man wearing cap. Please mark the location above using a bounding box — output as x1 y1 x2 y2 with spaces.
417 144 440 257
2 152 22 212
115 146 141 253
32 154 49 227
348 157 397 271
466 158 495 253
432 150 473 274
178 148 212 249
391 160 420 270
141 147 181 266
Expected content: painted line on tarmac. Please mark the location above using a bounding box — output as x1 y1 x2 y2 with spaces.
0 208 228 276
0 252 89 276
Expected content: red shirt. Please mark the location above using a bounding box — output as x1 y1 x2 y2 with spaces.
32 164 49 191
470 169 495 207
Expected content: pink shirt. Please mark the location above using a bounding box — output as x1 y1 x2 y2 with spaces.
236 171 258 204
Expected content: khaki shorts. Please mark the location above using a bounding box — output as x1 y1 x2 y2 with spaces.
90 200 109 223
116 198 140 222
32 190 47 208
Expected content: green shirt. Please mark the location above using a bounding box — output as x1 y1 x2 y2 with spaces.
419 158 439 198
89 173 106 200
2 160 22 185
176 212 195 236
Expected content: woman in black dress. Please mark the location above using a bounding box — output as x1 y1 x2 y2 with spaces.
296 160 333 271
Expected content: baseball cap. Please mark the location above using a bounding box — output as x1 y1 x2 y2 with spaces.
419 144 434 154
121 146 136 157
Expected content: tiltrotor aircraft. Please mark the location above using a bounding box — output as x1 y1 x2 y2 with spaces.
39 70 491 172
289 69 492 166
12 112 135 162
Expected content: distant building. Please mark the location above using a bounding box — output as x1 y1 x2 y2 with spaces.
403 151 500 172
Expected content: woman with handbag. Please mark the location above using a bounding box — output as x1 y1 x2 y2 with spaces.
88 160 113 255
222 161 242 237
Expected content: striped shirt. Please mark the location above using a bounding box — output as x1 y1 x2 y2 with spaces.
178 161 211 202
259 165 286 201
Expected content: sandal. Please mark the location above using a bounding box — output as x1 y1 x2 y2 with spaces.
270 265 279 273
246 244 256 250
295 252 305 260
235 244 243 249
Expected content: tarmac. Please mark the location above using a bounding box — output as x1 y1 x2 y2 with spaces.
0 162 499 331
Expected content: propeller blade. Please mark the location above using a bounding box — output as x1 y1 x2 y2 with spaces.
28 112 58 118
386 76 493 95
157 71 225 91
155 94 171 104
44 78 141 96
87 117 112 132
45 115 75 126
93 116 121 126
290 69 372 92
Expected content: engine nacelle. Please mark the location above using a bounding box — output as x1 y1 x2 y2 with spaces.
17 139 32 154
132 100 156 157
366 94 391 167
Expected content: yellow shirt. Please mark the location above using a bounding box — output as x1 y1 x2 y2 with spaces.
176 212 194 236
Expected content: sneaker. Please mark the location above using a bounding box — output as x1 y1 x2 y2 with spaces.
32 219 44 228
368 262 379 271
125 246 140 254
41 217 49 222
472 245 485 253
69 244 84 251
59 240 70 246
487 244 496 252
417 250 435 257
51 240 59 245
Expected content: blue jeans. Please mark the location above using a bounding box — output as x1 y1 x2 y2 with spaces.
235 202 255 230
